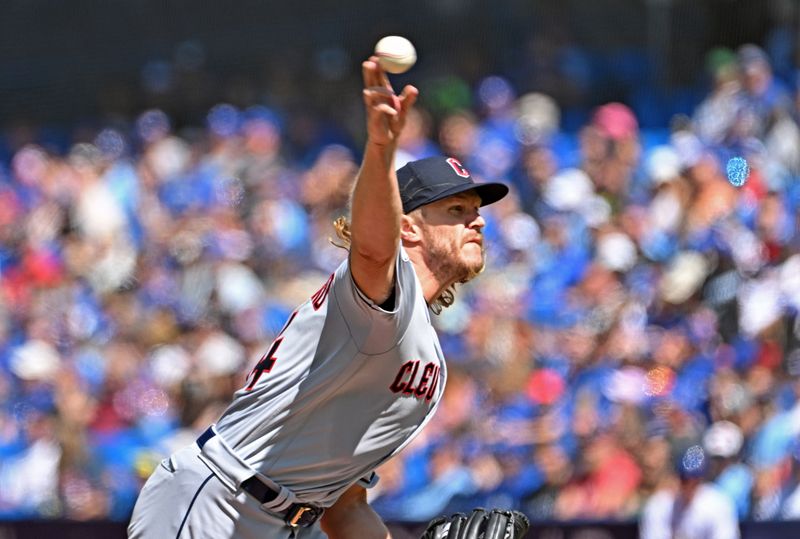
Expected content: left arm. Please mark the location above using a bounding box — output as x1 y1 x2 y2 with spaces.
320 484 390 539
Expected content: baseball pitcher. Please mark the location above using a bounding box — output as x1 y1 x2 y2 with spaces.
128 54 518 539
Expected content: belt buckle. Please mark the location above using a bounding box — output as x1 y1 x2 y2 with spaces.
285 504 320 528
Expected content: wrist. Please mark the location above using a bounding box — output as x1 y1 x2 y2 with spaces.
364 138 396 164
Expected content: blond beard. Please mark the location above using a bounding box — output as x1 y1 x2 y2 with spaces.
422 231 485 285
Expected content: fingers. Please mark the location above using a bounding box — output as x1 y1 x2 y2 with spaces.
363 85 417 114
362 57 417 112
365 86 399 109
362 89 399 115
360 59 418 143
361 58 377 89
361 56 393 94
362 88 398 145
375 103 398 117
366 86 394 97
399 85 419 113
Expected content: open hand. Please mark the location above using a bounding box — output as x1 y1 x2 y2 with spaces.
361 56 418 147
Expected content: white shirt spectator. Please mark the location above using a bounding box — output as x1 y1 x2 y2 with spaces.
640 484 740 539
782 482 800 519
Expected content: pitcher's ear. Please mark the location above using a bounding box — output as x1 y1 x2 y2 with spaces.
400 214 421 243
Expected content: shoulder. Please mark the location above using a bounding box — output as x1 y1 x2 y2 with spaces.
339 247 414 284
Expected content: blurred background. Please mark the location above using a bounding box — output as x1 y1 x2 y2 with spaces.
1 0 800 537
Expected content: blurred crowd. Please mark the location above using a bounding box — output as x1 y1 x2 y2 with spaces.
1 41 799 526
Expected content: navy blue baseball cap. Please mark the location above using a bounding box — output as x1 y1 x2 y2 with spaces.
396 156 509 214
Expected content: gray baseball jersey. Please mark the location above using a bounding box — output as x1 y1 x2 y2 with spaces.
213 246 447 508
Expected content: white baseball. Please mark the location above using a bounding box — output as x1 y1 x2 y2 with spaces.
374 35 417 74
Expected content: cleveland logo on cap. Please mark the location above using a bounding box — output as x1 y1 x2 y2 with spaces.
396 156 509 214
445 157 470 178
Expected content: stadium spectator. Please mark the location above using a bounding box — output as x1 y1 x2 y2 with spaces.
640 445 740 539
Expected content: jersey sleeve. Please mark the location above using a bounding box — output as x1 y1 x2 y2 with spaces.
331 247 418 355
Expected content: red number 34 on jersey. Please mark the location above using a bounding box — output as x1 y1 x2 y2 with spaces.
244 274 334 391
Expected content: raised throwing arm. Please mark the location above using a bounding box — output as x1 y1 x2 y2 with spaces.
348 56 418 304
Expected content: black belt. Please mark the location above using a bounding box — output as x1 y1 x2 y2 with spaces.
196 427 323 528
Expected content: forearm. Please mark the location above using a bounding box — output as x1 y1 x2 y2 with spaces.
320 499 391 539
348 57 417 302
350 139 402 264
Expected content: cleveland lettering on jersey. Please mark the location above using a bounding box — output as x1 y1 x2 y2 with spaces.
389 359 440 401
311 273 334 311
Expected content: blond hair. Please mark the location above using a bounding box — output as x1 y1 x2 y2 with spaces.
331 215 456 314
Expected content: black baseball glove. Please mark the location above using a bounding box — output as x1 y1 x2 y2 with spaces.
420 507 530 539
